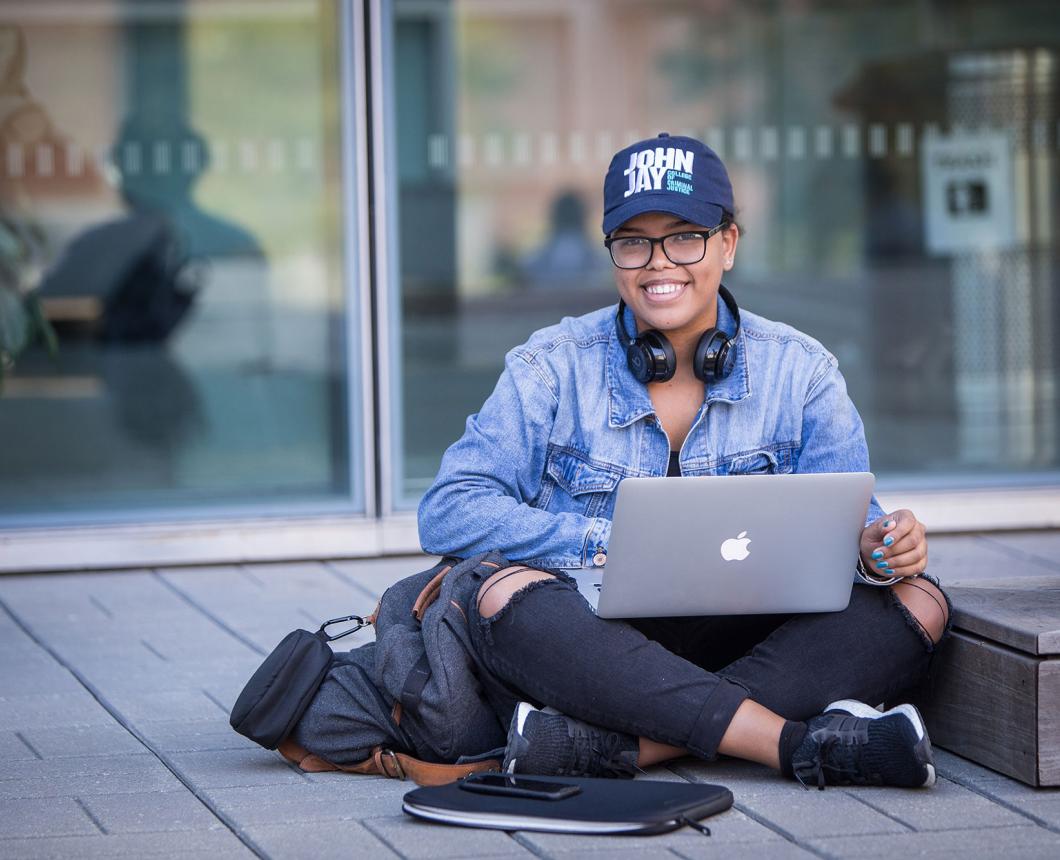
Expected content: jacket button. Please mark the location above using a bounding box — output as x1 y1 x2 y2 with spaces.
592 551 607 567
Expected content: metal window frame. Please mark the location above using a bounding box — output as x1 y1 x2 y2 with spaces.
0 0 421 573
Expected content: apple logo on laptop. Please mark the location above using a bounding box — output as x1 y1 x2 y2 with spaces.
720 531 751 561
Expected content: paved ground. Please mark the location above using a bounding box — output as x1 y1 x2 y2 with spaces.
2 532 1059 859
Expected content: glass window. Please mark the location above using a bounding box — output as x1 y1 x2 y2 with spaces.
386 0 1059 508
0 0 361 523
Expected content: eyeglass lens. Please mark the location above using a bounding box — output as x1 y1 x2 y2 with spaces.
609 232 706 269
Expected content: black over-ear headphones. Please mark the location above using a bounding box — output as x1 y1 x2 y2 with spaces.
614 285 741 384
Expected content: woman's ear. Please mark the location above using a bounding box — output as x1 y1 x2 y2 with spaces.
722 223 739 270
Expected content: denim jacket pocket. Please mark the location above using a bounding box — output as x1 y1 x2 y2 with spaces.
714 444 795 476
543 447 624 518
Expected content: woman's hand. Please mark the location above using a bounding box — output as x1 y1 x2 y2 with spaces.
860 509 928 578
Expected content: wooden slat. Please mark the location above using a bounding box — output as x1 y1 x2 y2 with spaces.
945 576 1060 656
1039 659 1060 785
917 630 1039 785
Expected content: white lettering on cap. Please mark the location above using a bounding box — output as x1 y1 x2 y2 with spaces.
623 147 695 198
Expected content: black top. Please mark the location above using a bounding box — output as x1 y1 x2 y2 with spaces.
667 451 681 477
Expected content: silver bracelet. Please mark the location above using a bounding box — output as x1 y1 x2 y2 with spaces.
856 556 900 586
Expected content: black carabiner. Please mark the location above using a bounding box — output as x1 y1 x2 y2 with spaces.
318 614 371 641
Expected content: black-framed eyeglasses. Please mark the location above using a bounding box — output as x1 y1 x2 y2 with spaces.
604 222 729 270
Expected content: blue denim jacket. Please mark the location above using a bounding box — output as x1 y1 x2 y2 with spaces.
419 296 885 569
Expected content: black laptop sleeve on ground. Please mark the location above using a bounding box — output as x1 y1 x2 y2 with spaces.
403 776 733 835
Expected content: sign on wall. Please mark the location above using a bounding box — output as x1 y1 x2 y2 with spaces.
921 132 1016 255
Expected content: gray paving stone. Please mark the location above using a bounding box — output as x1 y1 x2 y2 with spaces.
737 791 910 839
0 796 99 838
947 771 1060 805
845 778 1031 831
0 756 182 799
1 753 159 782
0 730 42 761
48 627 244 661
810 824 1060 858
167 749 309 789
78 790 225 834
0 692 115 730
52 667 215 697
927 535 1046 584
236 562 361 604
1002 796 1060 830
516 807 783 855
978 533 1060 573
0 652 84 696
327 555 433 597
64 653 254 689
671 842 818 859
8 550 1060 857
363 814 533 857
135 719 258 754
19 724 147 758
199 680 249 713
242 819 401 859
669 757 793 795
205 779 412 825
933 748 1018 785
300 768 392 785
530 849 687 860
0 829 253 858
101 689 230 723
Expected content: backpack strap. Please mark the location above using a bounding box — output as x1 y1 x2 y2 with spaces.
277 739 499 786
411 563 453 621
401 558 506 711
410 557 504 621
400 653 432 713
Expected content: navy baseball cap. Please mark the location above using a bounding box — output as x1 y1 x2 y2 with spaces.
602 132 734 235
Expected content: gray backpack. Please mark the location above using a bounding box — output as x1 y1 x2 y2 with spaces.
245 552 513 785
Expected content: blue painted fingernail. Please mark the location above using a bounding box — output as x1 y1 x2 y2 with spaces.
884 520 895 528
871 549 884 560
877 560 890 569
884 535 894 547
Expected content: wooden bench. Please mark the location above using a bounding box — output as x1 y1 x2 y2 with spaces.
914 576 1060 787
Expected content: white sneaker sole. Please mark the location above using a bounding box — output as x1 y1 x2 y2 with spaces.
505 701 538 774
825 699 936 787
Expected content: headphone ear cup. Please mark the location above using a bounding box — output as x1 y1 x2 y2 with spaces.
693 330 731 383
627 329 676 383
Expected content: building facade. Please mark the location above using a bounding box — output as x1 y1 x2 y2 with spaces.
1 0 1057 571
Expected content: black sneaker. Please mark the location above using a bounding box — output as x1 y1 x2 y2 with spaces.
501 702 639 779
792 699 936 790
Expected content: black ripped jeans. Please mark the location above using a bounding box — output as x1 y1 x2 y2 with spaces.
468 573 948 760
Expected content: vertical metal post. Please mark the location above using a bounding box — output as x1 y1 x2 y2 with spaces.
368 0 400 517
339 0 376 515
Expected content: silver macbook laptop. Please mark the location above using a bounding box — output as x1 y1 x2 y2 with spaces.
572 472 874 617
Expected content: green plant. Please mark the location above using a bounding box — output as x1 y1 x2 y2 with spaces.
0 215 56 389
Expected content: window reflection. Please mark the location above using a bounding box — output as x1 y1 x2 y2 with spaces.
0 1 353 520
392 0 1059 506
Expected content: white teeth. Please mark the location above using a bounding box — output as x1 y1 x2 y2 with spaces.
644 283 682 295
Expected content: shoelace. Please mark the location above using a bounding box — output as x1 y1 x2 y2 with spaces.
793 716 870 791
567 724 633 777
793 738 834 791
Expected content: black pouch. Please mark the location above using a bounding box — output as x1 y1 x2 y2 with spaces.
230 615 369 749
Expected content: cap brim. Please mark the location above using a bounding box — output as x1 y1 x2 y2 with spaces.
602 194 724 235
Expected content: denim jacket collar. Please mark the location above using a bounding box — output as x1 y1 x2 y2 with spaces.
607 292 751 428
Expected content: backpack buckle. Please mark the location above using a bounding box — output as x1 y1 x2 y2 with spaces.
379 748 407 780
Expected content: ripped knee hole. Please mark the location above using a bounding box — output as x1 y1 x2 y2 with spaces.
476 566 555 618
892 579 949 644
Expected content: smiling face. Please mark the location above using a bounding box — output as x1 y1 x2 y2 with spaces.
610 211 738 342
